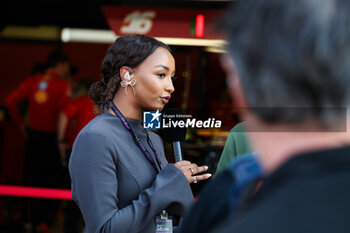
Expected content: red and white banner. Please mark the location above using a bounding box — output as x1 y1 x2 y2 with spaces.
102 6 225 39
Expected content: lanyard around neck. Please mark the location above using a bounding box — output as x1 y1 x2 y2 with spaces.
109 101 164 173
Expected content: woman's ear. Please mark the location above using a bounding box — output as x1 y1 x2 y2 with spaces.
120 66 133 81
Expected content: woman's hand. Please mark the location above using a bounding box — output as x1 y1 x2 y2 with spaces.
173 160 212 184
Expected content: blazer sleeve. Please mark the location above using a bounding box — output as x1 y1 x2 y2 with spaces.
69 132 194 233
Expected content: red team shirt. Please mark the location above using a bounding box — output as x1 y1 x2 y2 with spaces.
6 70 71 133
63 95 95 147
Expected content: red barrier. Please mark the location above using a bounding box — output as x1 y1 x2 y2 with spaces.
0 185 72 200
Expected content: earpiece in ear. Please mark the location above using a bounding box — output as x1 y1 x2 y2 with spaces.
124 72 130 81
120 71 136 96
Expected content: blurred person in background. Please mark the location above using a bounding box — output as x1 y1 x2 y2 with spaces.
12 62 48 137
216 122 252 173
57 77 96 233
57 64 81 165
211 0 350 232
57 77 95 165
18 62 48 228
6 49 71 233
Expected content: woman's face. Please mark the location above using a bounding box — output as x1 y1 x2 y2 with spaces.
132 47 175 111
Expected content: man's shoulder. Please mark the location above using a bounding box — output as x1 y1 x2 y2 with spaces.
211 154 350 233
210 183 308 233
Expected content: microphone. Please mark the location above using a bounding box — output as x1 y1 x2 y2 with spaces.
162 108 187 162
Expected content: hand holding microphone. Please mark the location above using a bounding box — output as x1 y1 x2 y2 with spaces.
173 160 212 184
162 108 212 184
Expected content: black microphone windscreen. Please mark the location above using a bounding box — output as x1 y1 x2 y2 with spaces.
162 108 187 143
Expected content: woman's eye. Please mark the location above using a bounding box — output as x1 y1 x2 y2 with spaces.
157 73 166 78
171 76 177 81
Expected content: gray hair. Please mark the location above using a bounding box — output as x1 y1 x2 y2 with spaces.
224 0 350 128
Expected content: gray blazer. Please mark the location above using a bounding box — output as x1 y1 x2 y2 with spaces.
69 110 194 233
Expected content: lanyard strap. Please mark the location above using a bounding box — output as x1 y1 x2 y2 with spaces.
109 101 163 172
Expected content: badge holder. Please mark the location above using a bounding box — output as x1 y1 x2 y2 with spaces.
156 210 173 233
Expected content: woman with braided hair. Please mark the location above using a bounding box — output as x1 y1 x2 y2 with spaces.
69 35 211 233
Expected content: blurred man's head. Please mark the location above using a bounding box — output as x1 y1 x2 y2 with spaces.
46 49 70 78
223 0 350 130
222 0 350 172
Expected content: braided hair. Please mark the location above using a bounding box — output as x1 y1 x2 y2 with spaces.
89 35 171 113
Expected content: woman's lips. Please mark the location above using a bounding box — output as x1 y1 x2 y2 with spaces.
160 96 171 104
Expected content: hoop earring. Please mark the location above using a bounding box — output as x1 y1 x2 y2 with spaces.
120 79 136 96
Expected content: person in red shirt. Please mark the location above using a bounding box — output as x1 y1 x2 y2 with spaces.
6 49 71 233
57 77 95 233
57 78 95 163
7 56 71 133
